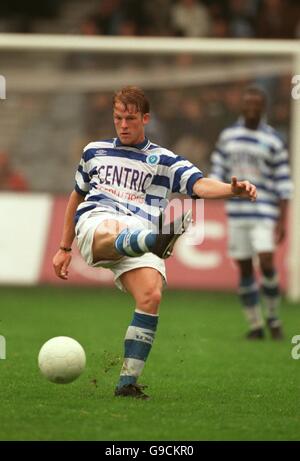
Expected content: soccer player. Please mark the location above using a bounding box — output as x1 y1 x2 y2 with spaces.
210 86 293 340
53 86 256 399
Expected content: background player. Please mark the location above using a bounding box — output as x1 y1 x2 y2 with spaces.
210 86 293 340
53 86 256 399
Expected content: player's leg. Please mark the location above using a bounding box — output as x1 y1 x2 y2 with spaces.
92 219 127 261
81 207 191 264
76 214 129 264
236 258 265 339
114 267 163 399
251 221 283 339
92 216 159 262
228 221 264 339
114 209 192 260
78 209 179 265
258 252 283 339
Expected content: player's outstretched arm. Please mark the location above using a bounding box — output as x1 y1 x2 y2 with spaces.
193 176 257 201
53 190 85 280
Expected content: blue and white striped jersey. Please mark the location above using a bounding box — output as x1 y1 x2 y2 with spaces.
75 137 203 227
210 119 293 222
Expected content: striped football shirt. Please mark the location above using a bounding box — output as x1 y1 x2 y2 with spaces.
74 137 203 227
210 119 293 222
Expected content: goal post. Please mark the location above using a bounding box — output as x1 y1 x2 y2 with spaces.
0 33 299 300
0 34 299 55
289 53 300 301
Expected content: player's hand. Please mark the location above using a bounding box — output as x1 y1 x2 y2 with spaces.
231 176 257 201
275 219 285 244
53 250 72 280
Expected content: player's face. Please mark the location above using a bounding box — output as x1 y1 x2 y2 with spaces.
113 102 150 145
241 93 265 125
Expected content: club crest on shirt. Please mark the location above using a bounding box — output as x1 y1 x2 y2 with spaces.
146 154 160 165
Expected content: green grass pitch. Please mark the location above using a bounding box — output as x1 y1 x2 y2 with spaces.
0 286 299 441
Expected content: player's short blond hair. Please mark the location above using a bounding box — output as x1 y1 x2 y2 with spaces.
113 86 150 115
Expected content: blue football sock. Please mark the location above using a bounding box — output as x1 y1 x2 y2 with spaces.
117 310 158 389
115 228 156 257
238 276 264 330
261 270 281 322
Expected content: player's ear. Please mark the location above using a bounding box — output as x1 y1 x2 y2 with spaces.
143 113 150 126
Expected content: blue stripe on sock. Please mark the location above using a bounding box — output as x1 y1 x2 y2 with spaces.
130 230 144 254
124 339 152 361
240 276 255 288
261 271 280 297
240 291 259 306
115 229 156 256
116 312 159 391
145 232 157 250
263 270 275 278
262 285 280 297
131 312 158 331
115 229 129 256
117 376 137 388
239 276 259 307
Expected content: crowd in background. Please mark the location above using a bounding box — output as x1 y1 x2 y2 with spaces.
0 0 299 38
79 0 300 39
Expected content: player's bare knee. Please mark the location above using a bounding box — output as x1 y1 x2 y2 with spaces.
94 220 122 241
137 288 162 313
92 220 125 261
92 229 113 254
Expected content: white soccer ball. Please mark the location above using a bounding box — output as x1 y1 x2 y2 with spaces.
38 336 86 384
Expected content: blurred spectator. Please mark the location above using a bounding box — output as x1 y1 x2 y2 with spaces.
121 0 151 36
228 0 256 37
256 0 298 39
170 0 212 37
0 0 60 33
270 101 290 143
222 85 244 123
80 16 99 36
1 0 299 38
118 20 138 36
174 135 210 173
0 151 29 191
143 0 173 36
82 0 123 36
80 0 150 37
159 95 211 169
268 75 292 142
145 111 168 146
210 16 230 38
85 93 114 140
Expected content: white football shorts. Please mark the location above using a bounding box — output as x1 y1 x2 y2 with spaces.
75 208 166 291
228 219 276 260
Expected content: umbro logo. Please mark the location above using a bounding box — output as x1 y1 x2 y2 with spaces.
95 150 107 156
